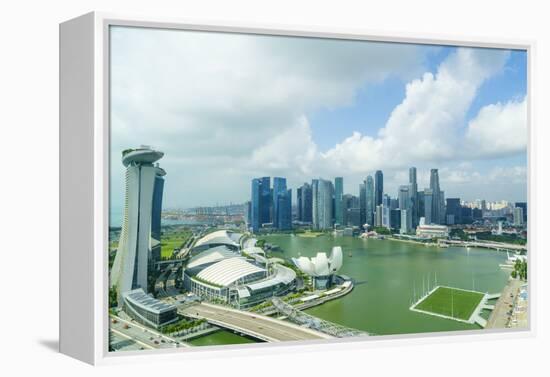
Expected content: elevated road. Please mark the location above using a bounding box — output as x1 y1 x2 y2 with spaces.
440 239 527 252
178 302 332 342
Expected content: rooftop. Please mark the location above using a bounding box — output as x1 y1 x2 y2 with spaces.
121 146 164 167
122 288 176 314
196 257 265 287
193 230 242 249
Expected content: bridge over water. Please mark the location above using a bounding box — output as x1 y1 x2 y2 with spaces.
271 297 370 338
439 239 527 252
178 302 332 342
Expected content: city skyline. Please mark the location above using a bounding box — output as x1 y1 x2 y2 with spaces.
110 26 527 212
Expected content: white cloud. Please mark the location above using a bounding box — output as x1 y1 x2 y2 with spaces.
109 26 525 207
110 26 428 207
320 48 511 173
465 98 527 157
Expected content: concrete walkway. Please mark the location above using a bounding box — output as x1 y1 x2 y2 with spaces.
486 279 524 329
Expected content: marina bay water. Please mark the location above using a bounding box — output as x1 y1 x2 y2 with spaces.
193 234 509 345
268 234 509 335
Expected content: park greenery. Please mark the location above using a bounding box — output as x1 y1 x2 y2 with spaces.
511 259 527 280
475 231 527 245
160 228 193 259
255 239 266 248
160 318 206 334
109 286 118 308
449 228 470 241
414 286 484 321
373 226 391 235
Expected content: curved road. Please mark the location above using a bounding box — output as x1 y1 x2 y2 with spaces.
178 303 332 342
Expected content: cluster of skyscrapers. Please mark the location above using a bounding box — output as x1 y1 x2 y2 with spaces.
250 177 292 232
249 167 524 235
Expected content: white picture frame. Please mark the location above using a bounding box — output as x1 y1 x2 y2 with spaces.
59 11 535 365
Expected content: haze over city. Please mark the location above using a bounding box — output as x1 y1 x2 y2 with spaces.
109 27 527 211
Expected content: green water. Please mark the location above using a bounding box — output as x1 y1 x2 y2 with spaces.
191 234 509 345
188 330 257 346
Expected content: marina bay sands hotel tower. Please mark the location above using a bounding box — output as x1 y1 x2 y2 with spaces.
110 146 165 300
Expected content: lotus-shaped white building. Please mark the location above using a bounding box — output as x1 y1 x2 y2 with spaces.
292 246 343 289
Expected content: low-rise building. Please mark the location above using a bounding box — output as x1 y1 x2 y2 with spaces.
121 289 178 329
416 223 449 238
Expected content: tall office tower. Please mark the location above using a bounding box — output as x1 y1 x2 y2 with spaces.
359 181 366 226
416 190 425 224
150 164 166 263
429 169 441 224
398 185 411 232
259 177 271 225
424 188 433 224
297 186 303 221
515 202 527 223
301 183 313 223
382 194 391 228
514 206 525 226
272 177 287 229
250 179 261 232
375 205 383 227
110 146 165 299
334 177 344 226
445 198 461 225
439 190 446 224
375 170 384 206
313 179 334 230
365 175 374 226
398 185 411 211
311 179 320 230
409 167 418 226
277 189 292 230
250 177 271 232
390 209 401 230
400 209 412 234
245 201 252 229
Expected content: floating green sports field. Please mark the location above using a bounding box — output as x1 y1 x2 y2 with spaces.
413 286 485 321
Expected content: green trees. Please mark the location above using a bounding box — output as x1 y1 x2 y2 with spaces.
109 286 118 308
160 318 206 334
374 227 391 235
513 259 527 280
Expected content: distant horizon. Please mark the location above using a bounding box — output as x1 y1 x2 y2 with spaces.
110 27 527 212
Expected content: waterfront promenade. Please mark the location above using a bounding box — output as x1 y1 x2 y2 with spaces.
486 279 524 329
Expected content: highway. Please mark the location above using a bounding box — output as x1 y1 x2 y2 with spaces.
110 315 191 350
178 302 332 342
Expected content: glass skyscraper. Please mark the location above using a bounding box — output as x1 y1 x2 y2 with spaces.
409 167 418 227
150 165 166 263
277 188 292 230
359 181 366 227
312 178 333 230
250 176 271 232
366 175 374 227
375 170 384 207
429 169 442 224
272 177 287 229
334 177 344 226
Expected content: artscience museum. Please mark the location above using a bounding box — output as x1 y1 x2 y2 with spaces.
292 246 343 290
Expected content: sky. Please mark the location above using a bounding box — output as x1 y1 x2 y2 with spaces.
109 26 527 212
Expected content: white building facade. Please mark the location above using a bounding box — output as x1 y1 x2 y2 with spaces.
110 146 165 300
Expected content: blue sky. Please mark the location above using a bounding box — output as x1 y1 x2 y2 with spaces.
110 27 528 211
